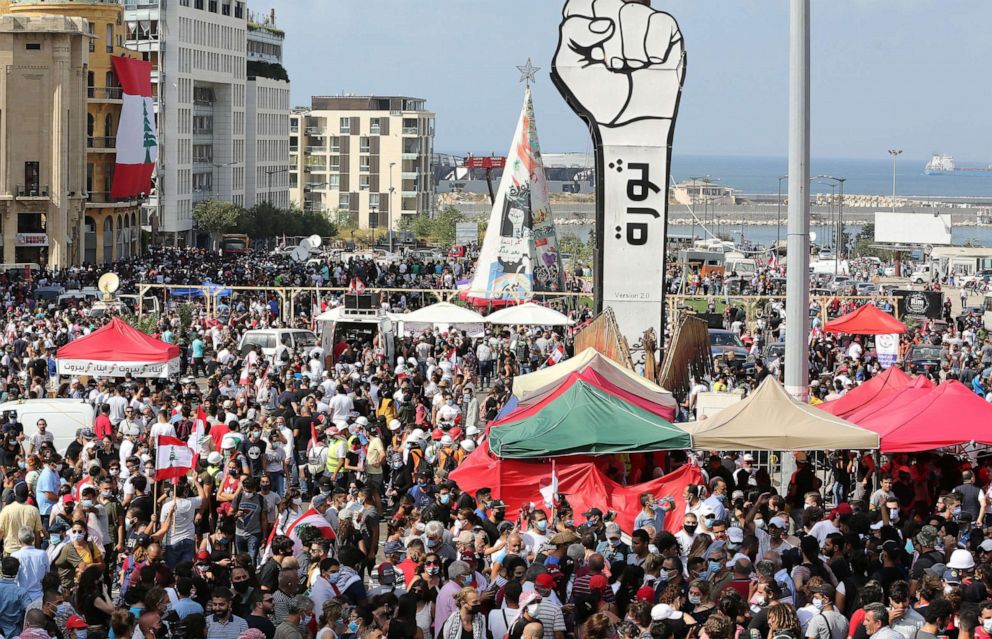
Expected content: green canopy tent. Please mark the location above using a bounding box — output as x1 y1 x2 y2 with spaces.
488 372 691 458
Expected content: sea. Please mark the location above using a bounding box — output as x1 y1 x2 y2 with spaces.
667 154 992 199
555 154 992 248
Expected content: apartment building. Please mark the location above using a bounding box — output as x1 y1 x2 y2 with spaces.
0 13 89 267
290 95 434 230
124 0 247 245
244 9 289 208
7 0 143 264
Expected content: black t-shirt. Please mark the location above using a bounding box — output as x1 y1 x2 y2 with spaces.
293 415 313 453
130 494 154 523
248 614 276 639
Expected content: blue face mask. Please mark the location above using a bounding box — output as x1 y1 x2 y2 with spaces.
440 494 451 505
50 534 61 545
464 573 473 585
129 606 143 617
536 520 547 532
708 560 722 573
347 623 359 634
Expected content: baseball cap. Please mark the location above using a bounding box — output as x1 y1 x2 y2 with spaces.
768 516 788 530
830 503 853 518
80 428 95 440
605 522 621 537
535 573 556 589
583 507 603 518
311 494 328 508
383 540 406 558
811 583 835 600
377 562 397 586
588 574 608 591
727 527 744 544
195 551 210 562
650 604 684 621
980 540 992 553
923 563 946 578
66 616 88 630
943 567 962 585
637 586 656 602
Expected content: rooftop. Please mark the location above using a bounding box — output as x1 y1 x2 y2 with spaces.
310 95 429 113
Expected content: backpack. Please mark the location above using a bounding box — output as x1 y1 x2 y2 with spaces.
307 444 327 474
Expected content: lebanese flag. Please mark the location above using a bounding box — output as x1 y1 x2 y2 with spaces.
111 56 157 198
189 406 207 465
348 278 366 293
539 461 559 510
155 435 193 482
546 343 565 367
266 507 336 556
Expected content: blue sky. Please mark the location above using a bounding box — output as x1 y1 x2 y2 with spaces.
274 1 992 162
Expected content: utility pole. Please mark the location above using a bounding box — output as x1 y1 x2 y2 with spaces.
388 161 396 253
777 175 787 249
888 149 902 213
784 0 810 402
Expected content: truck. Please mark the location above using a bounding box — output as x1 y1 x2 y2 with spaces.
724 253 757 277
221 234 250 255
913 247 992 284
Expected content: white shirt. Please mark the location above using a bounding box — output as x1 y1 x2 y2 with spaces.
329 394 353 422
488 607 521 639
149 421 177 447
160 497 202 544
12 546 49 601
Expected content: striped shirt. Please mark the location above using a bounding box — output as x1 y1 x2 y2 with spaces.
206 614 249 639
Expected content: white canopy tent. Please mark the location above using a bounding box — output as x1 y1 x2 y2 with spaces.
484 303 575 326
395 302 486 337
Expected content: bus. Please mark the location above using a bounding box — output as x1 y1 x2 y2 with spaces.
221 234 250 255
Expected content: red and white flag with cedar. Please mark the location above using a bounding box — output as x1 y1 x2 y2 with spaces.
155 435 193 482
348 278 366 293
264 507 335 556
546 343 565 367
110 56 157 198
188 406 207 464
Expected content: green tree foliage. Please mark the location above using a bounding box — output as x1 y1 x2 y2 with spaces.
558 232 593 265
853 222 890 259
402 207 465 247
234 202 337 239
192 199 240 238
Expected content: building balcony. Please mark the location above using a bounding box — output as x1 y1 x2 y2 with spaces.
87 136 116 151
191 190 213 204
305 127 324 135
401 153 418 161
87 86 123 102
402 127 419 135
87 192 143 208
124 0 160 8
16 185 49 198
401 171 417 180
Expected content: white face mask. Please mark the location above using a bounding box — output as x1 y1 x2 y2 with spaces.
526 603 540 617
983 619 992 634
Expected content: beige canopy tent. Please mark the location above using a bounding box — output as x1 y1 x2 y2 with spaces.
485 303 575 326
512 347 677 412
682 376 880 450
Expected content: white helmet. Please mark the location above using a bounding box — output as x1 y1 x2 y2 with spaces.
207 452 223 465
460 440 476 453
220 434 237 450
388 419 402 431
466 426 481 437
948 548 976 570
410 428 425 441
441 435 453 446
356 416 369 427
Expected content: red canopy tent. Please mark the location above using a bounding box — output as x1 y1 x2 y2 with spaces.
841 376 934 426
57 317 181 379
448 439 702 533
825 304 907 334
818 367 914 419
852 380 992 452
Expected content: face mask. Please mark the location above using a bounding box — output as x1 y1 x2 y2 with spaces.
418 480 428 487
145 469 154 477
608 538 621 547
463 573 474 585
243 491 254 498
17 461 25 470
69 532 85 543
755 596 766 607
232 580 249 593
125 519 134 531
101 490 112 499
983 619 992 634
688 594 701 605
426 566 440 576
889 508 900 522
50 534 61 545
755 519 766 529
302 614 314 625
707 560 722 573
81 499 94 508
953 507 962 519
77 631 88 639
944 585 954 595
251 431 261 439
110 469 119 477
536 520 547 532
684 524 697 535
439 494 451 505
129 606 143 618
812 598 825 611
526 603 540 616
347 622 359 634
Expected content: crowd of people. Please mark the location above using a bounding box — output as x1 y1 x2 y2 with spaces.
0 246 983 639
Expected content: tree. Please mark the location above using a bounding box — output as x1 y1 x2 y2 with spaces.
403 207 464 247
193 199 240 247
853 222 891 259
232 203 337 240
558 232 592 265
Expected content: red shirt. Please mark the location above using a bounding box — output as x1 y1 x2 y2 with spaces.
210 422 230 451
94 415 113 440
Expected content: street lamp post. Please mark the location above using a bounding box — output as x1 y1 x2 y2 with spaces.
814 175 845 275
689 176 709 242
777 175 788 249
888 149 903 213
388 161 396 253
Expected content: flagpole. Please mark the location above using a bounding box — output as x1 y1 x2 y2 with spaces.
550 459 557 525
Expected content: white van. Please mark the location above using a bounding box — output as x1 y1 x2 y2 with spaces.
238 329 318 358
0 399 94 454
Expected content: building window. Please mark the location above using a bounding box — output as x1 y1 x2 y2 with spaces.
106 23 113 53
339 193 350 208
329 137 340 153
360 156 370 172
25 43 41 50
370 118 381 135
369 193 380 208
339 117 350 134
359 175 370 191
359 137 370 153
23 161 39 196
329 157 340 171
329 174 340 190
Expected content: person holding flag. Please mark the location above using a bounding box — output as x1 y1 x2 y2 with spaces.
153 435 208 565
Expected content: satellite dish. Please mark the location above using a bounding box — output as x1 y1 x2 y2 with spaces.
308 234 322 249
299 238 314 253
97 273 120 300
809 231 817 243
290 246 309 262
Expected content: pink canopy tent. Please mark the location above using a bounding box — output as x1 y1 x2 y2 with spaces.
449 439 702 533
818 367 914 419
853 380 992 452
825 304 907 335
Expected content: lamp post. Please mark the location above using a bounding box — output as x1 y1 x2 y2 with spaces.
264 166 290 205
815 175 845 275
777 175 788 249
388 161 396 253
888 149 903 213
689 176 709 241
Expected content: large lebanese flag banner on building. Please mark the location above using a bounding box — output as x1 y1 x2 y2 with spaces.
111 56 157 198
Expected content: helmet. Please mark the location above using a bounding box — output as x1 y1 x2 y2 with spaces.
460 440 476 453
441 435 453 446
410 429 425 441
388 419 402 431
356 416 369 427
948 549 976 570
220 435 237 450
207 452 223 465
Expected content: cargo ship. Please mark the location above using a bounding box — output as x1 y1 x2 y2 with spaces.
924 153 992 176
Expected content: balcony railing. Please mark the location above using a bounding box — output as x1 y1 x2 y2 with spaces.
17 185 49 197
87 136 116 149
402 127 419 135
88 86 123 100
88 191 142 204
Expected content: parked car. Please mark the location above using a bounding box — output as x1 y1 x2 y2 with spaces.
709 329 753 371
905 344 943 374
